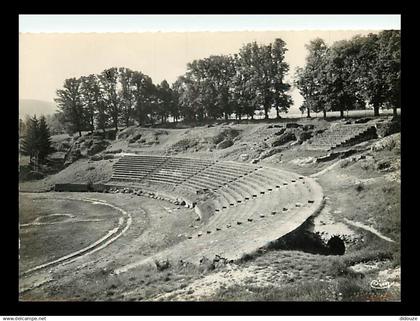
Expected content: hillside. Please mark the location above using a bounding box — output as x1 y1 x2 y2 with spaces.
19 116 401 301
19 99 57 118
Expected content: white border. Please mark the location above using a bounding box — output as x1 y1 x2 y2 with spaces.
19 14 401 33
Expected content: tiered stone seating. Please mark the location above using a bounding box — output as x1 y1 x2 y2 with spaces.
136 175 323 266
206 175 314 231
181 161 257 192
110 155 215 185
109 154 324 271
144 157 214 185
308 124 376 150
111 155 168 182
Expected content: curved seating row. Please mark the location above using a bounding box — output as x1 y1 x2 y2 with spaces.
108 154 324 268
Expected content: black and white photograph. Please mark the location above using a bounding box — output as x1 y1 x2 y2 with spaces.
17 14 401 303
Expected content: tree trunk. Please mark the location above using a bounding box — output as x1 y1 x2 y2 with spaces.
224 113 229 120
78 130 82 137
393 106 397 117
373 105 380 117
323 109 327 119
340 109 344 118
90 115 94 133
307 108 311 118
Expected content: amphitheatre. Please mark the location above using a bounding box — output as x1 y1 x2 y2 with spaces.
19 112 401 301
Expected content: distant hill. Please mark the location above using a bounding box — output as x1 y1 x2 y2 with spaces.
19 99 58 119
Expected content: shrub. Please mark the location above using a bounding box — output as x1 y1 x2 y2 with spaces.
271 132 296 147
212 128 240 144
356 183 364 192
216 139 233 149
171 138 198 151
154 259 171 271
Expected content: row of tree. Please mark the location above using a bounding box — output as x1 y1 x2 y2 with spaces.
55 39 293 135
54 32 400 136
295 30 400 118
174 39 293 122
55 68 178 136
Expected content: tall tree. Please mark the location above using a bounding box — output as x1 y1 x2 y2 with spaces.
119 67 135 127
173 75 203 122
19 118 27 137
170 83 181 123
55 77 85 136
156 80 175 124
322 40 363 118
237 39 293 119
20 115 39 164
80 74 101 133
37 115 53 163
270 39 294 118
100 68 120 131
379 30 401 117
232 53 257 120
131 71 155 126
201 55 236 120
295 38 329 118
356 31 400 116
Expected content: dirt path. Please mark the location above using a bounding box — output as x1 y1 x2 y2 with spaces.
310 159 343 178
343 218 395 243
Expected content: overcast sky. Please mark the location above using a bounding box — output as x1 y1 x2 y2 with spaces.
19 15 399 114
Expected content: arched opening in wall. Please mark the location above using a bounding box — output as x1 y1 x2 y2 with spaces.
267 218 346 256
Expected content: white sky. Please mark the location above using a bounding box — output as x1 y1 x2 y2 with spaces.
19 15 400 114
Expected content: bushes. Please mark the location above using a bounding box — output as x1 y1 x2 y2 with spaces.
170 138 198 152
216 139 233 149
87 140 110 156
19 166 45 181
376 121 400 138
129 133 142 143
271 131 296 147
212 128 240 145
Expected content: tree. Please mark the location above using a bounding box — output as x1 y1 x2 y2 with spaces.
183 60 214 121
80 74 101 133
100 68 121 131
271 39 294 118
37 115 53 163
19 118 27 137
44 113 66 135
200 55 236 120
20 115 52 165
170 84 181 123
20 115 39 164
379 30 400 117
295 38 329 118
232 53 257 120
131 71 155 126
173 75 203 122
356 31 400 116
156 80 175 124
236 39 293 120
55 77 86 136
119 68 135 127
323 40 362 118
